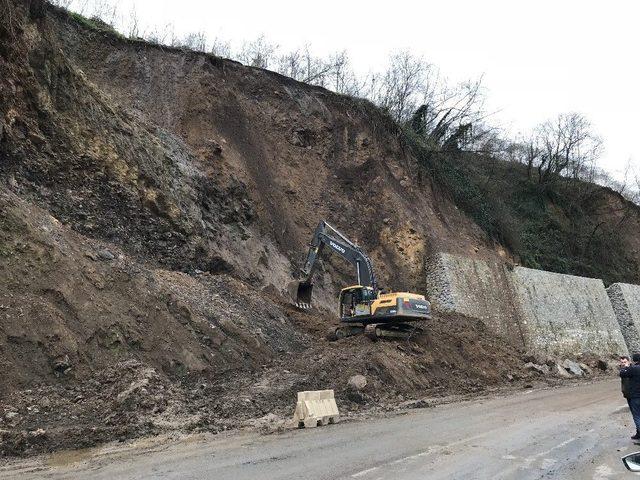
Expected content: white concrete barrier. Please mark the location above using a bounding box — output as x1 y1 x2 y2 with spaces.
293 390 339 428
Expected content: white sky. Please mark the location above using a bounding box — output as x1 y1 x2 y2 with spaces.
73 0 640 179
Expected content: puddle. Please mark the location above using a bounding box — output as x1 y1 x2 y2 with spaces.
47 447 96 468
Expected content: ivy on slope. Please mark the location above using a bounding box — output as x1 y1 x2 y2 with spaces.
405 130 639 285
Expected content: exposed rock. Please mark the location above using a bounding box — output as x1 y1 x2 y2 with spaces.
555 363 573 378
288 128 312 148
579 363 593 375
28 428 46 438
561 359 583 376
204 140 223 157
52 356 72 377
348 375 367 391
97 249 115 261
524 362 550 375
0 0 627 459
399 399 433 409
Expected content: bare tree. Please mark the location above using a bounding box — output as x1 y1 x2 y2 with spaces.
176 31 208 52
238 35 278 69
85 0 118 26
126 5 139 39
534 113 602 184
276 47 361 94
326 51 362 95
509 134 543 179
210 37 232 58
363 50 488 150
599 160 640 204
144 23 175 45
276 45 332 84
411 76 487 150
368 50 431 123
50 0 74 8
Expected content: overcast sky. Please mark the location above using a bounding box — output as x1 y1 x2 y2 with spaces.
72 0 639 179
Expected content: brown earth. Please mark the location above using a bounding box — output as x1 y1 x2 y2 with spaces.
0 0 622 457
0 186 563 457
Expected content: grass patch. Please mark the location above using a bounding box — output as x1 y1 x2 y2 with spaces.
68 11 123 37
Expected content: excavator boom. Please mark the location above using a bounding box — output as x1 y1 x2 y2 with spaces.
290 221 376 307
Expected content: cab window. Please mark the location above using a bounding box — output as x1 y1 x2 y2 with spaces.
341 292 353 305
361 289 375 302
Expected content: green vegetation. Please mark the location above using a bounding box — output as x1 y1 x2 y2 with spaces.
405 130 639 285
68 11 123 37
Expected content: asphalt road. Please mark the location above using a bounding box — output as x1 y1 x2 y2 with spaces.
3 379 639 479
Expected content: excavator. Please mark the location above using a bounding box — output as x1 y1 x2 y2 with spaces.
290 221 431 340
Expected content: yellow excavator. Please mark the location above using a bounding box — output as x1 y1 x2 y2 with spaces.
290 221 431 340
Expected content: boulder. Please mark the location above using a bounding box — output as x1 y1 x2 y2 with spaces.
555 363 573 378
399 399 432 409
97 249 115 261
52 355 72 376
562 359 584 376
579 362 593 375
4 412 19 421
347 375 367 391
524 362 550 375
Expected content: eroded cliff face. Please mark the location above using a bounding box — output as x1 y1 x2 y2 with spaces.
2 0 502 309
0 0 565 457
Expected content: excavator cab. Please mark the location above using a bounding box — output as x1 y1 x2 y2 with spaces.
339 286 377 319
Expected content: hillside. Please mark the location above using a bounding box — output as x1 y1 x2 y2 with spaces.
413 144 640 285
0 0 634 456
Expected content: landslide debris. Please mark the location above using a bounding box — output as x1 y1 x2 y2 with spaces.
0 188 612 457
0 0 621 458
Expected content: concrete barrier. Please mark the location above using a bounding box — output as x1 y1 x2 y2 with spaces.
511 267 628 356
293 390 339 428
608 283 640 353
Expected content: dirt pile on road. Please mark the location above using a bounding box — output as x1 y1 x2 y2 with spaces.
0 186 612 457
0 0 620 457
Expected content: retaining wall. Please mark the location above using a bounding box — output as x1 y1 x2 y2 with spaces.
607 283 640 353
424 253 524 346
511 267 628 356
424 252 629 356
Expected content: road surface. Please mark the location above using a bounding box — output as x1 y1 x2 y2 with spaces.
2 379 638 479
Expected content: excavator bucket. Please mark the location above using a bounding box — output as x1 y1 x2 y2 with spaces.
288 281 313 309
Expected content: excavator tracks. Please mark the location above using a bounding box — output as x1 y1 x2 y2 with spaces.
328 323 424 341
365 323 424 341
329 325 365 340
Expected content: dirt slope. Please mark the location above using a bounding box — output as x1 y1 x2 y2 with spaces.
0 0 616 457
2 0 503 310
0 184 545 457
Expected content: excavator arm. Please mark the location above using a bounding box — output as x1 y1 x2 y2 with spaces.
293 221 377 307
